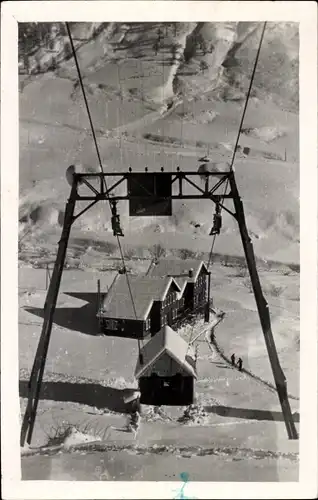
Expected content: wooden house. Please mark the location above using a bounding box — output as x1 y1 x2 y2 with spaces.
135 325 197 405
147 259 210 314
97 274 182 339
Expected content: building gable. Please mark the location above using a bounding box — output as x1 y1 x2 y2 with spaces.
135 325 197 379
147 259 208 283
161 280 181 304
140 351 190 378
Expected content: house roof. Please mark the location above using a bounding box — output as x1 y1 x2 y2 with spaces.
135 325 197 379
174 278 188 299
99 274 181 321
147 258 208 283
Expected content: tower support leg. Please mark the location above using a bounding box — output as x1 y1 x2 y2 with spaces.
20 181 77 446
229 173 298 439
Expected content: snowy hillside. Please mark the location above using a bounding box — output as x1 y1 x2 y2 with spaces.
19 22 299 110
19 22 299 265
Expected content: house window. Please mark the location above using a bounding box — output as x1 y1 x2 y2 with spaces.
105 319 118 330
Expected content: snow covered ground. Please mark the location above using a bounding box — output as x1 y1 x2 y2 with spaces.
19 263 299 481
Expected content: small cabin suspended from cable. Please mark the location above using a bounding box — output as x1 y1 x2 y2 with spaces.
135 325 197 406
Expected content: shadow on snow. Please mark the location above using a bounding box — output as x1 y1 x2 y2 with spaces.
24 292 100 336
205 405 300 423
19 379 136 414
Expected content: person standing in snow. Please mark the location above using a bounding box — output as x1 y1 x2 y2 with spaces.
231 353 236 366
157 27 163 44
153 39 159 56
153 27 163 55
237 357 243 372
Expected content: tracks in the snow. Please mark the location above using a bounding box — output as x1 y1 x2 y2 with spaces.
22 441 299 462
211 334 300 401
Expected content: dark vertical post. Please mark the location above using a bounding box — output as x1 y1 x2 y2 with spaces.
229 172 298 440
178 173 183 196
97 279 101 314
20 179 78 446
97 278 102 334
45 264 48 290
204 174 209 194
204 272 211 322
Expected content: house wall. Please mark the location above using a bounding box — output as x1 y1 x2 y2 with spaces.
177 270 208 313
150 288 179 336
183 283 194 310
183 268 207 311
139 374 194 406
150 302 161 334
160 289 179 328
99 317 150 339
177 295 185 313
193 268 208 310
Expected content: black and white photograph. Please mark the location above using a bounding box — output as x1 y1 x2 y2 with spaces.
1 1 317 498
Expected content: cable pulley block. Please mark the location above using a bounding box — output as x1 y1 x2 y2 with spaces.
209 203 222 236
110 201 124 237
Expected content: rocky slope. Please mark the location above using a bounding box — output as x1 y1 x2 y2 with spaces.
19 22 298 110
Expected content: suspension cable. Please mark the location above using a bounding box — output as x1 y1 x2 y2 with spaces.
65 23 144 360
207 22 267 269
